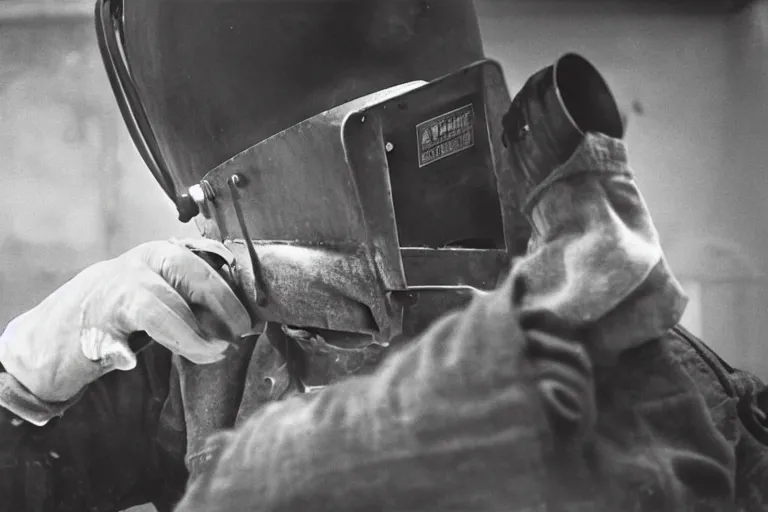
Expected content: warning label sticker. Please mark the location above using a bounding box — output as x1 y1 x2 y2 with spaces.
416 104 475 168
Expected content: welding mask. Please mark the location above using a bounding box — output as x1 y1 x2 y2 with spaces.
95 0 531 347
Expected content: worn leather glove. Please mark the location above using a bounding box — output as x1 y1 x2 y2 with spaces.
0 239 251 403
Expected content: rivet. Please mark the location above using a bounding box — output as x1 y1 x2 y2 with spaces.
200 180 216 201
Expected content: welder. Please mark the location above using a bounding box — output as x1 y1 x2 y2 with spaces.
0 1 766 511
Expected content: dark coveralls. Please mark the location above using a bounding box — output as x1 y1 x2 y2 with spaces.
1 135 767 511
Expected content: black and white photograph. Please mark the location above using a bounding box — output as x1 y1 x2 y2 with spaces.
0 0 766 510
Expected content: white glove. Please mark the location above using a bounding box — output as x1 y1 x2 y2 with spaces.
0 239 251 403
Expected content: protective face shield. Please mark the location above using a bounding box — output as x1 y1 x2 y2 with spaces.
95 0 532 348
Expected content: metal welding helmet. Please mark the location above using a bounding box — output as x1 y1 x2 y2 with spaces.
95 0 531 345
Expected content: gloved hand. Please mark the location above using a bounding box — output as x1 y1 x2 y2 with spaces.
0 239 251 403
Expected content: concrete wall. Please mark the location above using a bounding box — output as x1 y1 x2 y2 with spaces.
720 0 768 375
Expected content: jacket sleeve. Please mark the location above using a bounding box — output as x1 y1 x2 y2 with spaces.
174 274 594 512
0 342 185 512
